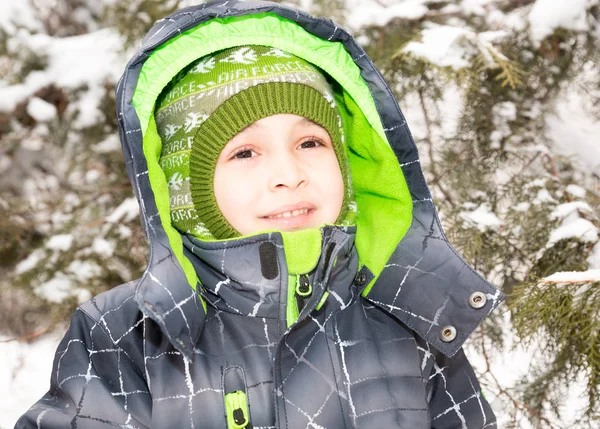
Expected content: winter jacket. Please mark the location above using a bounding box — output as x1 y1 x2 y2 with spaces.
16 1 504 428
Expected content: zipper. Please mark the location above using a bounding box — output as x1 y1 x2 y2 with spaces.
285 238 345 327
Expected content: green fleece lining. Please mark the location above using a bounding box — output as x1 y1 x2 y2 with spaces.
281 229 323 275
133 13 413 296
286 274 299 327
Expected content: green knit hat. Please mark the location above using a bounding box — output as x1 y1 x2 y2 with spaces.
155 45 355 240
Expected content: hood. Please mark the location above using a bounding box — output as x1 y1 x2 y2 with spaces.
115 0 504 360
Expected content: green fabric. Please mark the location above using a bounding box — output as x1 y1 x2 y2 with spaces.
190 82 353 239
134 14 385 139
282 229 322 327
333 90 413 296
281 229 323 274
155 45 355 239
315 291 329 311
286 274 299 327
133 13 413 294
224 390 249 429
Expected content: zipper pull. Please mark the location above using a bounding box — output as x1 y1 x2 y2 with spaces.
225 390 249 429
296 274 312 297
295 274 312 314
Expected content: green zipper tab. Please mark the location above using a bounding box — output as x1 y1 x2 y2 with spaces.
295 274 312 297
286 274 314 327
225 390 249 429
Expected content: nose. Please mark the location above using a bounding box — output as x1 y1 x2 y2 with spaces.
267 150 307 191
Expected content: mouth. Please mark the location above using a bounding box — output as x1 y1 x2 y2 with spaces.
263 208 312 219
260 203 316 229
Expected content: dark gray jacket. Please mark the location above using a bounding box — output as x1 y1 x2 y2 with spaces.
16 1 504 428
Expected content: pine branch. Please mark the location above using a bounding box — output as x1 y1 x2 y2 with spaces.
479 325 558 429
473 46 525 90
418 88 455 207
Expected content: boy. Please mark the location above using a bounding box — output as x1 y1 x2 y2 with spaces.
16 1 503 428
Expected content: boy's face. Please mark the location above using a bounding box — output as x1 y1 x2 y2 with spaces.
214 114 344 236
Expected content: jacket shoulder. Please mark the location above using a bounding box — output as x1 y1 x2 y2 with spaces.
80 280 138 319
78 280 145 347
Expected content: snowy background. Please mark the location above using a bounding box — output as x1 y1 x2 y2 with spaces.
1 0 599 428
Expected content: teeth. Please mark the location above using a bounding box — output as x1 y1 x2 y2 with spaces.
266 208 309 219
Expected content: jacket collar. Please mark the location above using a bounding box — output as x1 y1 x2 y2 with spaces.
180 226 359 321
133 215 503 360
133 225 358 360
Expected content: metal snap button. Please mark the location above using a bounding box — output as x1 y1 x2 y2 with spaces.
440 326 457 342
355 272 367 286
469 292 487 309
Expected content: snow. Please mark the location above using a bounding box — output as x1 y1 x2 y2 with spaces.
85 169 102 184
467 312 590 429
0 1 43 33
460 0 495 16
93 134 121 153
0 331 64 429
118 224 133 238
106 197 140 223
526 178 547 188
490 101 517 148
403 25 472 70
588 242 600 269
1 28 127 129
15 249 46 274
528 0 595 46
533 189 556 204
45 234 74 252
34 271 92 304
565 184 586 199
346 0 429 29
513 202 531 212
26 97 58 122
541 269 600 283
460 204 503 231
92 237 116 258
548 218 598 246
546 89 600 173
67 260 102 282
550 201 593 220
398 84 464 151
75 288 93 303
493 101 517 121
34 274 75 303
540 270 598 304
486 8 527 32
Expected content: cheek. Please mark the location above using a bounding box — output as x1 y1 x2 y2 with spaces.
313 155 345 209
214 167 258 222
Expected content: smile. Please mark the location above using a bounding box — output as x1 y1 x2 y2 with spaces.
263 208 311 219
260 203 316 230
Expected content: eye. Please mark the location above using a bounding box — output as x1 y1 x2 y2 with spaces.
298 137 325 149
230 146 257 160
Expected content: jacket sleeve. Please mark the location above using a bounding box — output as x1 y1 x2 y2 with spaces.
14 307 151 429
421 342 497 429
